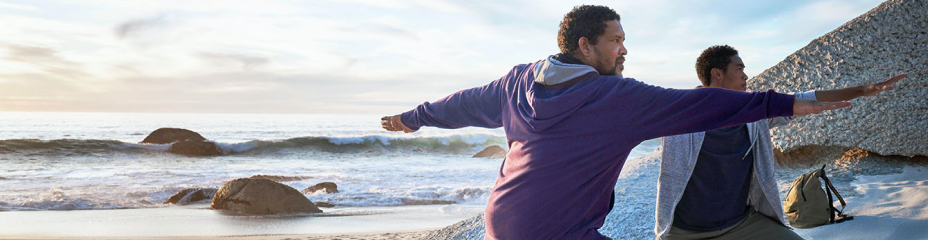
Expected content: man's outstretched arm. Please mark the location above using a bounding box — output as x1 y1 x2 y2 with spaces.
814 73 906 102
382 115 416 133
616 80 850 141
381 78 506 133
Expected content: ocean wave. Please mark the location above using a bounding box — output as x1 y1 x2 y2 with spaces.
0 134 507 156
0 139 167 155
305 186 492 208
2 188 163 211
223 134 506 155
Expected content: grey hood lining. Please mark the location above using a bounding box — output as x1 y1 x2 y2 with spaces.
533 55 598 86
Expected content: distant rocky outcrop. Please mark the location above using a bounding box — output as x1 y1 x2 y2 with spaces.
142 128 206 144
303 182 338 194
210 178 322 214
164 188 218 205
141 128 222 156
748 0 927 158
473 146 507 158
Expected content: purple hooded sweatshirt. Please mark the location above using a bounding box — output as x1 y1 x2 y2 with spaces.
400 56 794 240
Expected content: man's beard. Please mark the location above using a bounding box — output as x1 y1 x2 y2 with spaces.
597 56 617 76
614 56 625 77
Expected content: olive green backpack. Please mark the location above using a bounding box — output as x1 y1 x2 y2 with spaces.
783 165 853 228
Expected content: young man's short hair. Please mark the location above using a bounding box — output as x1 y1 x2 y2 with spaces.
557 5 621 54
695 45 739 87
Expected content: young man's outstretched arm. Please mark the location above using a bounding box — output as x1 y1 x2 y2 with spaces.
814 73 907 102
769 73 906 128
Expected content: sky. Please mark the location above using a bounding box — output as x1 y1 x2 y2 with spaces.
0 0 888 115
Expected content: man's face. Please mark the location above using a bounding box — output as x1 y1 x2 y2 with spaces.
590 20 628 75
710 55 748 91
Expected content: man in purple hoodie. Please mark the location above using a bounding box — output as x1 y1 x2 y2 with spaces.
381 5 848 240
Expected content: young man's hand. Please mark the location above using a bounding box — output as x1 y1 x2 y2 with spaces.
792 98 851 117
861 73 907 97
816 73 907 101
381 115 416 133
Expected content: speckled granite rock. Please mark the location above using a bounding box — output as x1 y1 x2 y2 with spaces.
748 0 928 157
210 178 322 214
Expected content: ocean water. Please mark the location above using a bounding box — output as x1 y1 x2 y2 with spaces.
0 112 659 212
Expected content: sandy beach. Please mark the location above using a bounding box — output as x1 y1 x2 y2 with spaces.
0 203 479 240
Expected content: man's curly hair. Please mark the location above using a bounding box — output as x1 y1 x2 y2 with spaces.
695 45 739 87
558 5 621 54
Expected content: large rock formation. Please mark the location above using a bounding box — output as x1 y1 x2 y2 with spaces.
210 178 322 214
748 0 927 158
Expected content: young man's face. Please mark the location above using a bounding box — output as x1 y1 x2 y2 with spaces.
589 20 628 75
709 55 748 91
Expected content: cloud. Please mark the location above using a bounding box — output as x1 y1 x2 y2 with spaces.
114 15 166 39
4 44 78 67
0 1 35 10
0 44 99 84
197 52 270 71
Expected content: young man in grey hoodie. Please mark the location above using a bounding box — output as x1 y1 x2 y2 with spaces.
654 45 905 240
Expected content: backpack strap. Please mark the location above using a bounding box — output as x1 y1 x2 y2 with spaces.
819 165 853 223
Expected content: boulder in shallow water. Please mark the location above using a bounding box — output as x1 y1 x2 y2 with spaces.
748 0 928 157
142 128 207 144
303 182 338 194
141 128 222 156
164 188 218 205
169 140 222 156
473 145 506 158
211 178 322 214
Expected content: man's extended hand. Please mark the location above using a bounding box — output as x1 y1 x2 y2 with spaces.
815 73 907 102
793 98 851 117
861 73 907 97
381 114 416 133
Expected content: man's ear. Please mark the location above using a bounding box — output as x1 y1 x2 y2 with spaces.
578 37 591 57
710 68 723 81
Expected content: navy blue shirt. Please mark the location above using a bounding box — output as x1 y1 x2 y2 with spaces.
673 124 754 231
